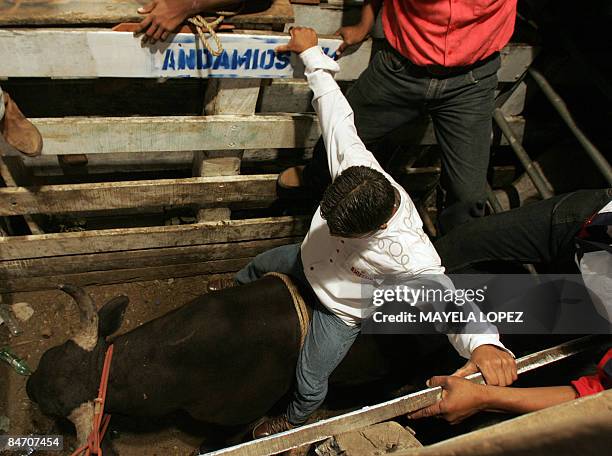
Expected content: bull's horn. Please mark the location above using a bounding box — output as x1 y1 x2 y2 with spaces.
60 284 98 351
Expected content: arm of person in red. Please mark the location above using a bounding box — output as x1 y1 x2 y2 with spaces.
409 348 611 424
136 0 243 44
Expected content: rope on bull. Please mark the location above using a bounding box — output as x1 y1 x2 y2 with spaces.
265 272 310 348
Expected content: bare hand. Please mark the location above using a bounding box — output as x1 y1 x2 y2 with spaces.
275 27 318 54
453 344 517 386
408 376 488 424
136 0 193 44
335 23 370 57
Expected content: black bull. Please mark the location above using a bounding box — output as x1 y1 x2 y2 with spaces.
26 275 448 445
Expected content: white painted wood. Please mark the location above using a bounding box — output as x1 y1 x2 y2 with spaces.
14 114 523 157
0 30 351 79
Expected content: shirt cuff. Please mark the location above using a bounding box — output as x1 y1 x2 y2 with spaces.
299 46 340 74
469 334 515 358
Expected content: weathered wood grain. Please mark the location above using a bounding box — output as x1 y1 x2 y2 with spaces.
0 236 301 277
0 174 279 216
0 0 292 26
24 114 320 156
10 115 524 157
0 216 309 260
0 258 251 292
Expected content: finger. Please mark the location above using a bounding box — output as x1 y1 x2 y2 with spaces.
274 44 291 54
135 15 153 35
503 358 516 386
479 362 501 386
145 22 159 39
511 358 518 382
151 25 165 44
452 361 478 378
161 30 170 42
426 376 449 388
138 1 156 14
408 402 443 420
336 41 347 57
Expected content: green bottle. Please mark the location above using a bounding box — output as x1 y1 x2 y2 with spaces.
0 347 32 376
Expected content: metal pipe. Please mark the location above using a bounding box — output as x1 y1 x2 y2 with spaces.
528 67 612 185
205 336 604 456
493 108 554 199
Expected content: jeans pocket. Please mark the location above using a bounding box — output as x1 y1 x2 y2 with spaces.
379 48 407 73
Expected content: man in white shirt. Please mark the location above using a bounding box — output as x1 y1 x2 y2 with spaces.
221 27 516 437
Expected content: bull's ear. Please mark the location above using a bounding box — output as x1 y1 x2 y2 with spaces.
98 296 129 337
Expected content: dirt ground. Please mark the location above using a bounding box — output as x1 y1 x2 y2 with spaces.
0 274 230 456
1 275 603 456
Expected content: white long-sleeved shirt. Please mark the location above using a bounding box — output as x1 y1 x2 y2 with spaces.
298 46 507 359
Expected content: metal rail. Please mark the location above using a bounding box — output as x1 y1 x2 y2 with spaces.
203 336 606 456
528 67 612 185
492 108 554 200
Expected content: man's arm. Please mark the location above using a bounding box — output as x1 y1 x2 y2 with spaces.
276 27 384 181
336 0 382 57
408 376 577 424
136 0 241 43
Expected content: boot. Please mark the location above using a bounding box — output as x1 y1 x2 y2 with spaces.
0 92 43 157
252 414 295 439
277 165 305 189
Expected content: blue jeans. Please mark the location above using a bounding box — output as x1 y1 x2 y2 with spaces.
235 244 361 425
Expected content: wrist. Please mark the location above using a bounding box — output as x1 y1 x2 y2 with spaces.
480 384 498 410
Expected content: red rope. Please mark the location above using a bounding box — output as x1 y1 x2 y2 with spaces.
70 344 114 456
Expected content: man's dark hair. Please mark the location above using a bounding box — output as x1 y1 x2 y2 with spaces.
320 166 395 237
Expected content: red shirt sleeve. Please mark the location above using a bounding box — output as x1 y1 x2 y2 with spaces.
571 348 612 397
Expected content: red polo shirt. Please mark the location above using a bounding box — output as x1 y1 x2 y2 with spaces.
382 0 517 67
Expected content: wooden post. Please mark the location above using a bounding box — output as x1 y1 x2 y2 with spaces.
0 155 43 234
193 78 262 221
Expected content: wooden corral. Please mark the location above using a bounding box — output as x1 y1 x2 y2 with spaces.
0 1 537 293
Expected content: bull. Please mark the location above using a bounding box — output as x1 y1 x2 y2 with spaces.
26 275 441 452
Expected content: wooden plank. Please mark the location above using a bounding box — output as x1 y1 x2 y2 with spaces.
194 78 262 221
0 258 251 293
0 156 44 234
0 0 293 26
7 115 524 157
205 337 604 456
0 216 308 260
0 174 279 216
0 30 343 79
0 237 301 278
23 114 321 156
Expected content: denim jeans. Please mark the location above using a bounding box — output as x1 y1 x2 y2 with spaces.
303 43 500 233
435 189 612 272
235 244 361 425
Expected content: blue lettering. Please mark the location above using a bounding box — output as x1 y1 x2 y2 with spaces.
252 49 260 69
162 49 176 70
213 51 230 70
259 49 275 70
232 49 253 70
274 51 290 70
178 49 197 70
197 49 212 70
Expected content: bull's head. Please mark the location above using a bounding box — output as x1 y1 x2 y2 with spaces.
26 284 128 445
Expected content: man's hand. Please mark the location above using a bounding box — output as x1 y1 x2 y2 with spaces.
335 23 370 57
408 376 488 424
136 0 194 44
454 344 517 386
275 27 318 55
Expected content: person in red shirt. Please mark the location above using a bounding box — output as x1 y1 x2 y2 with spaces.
279 0 517 233
409 348 612 423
